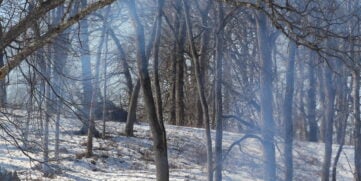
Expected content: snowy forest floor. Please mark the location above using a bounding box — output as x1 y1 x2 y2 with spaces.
0 111 355 180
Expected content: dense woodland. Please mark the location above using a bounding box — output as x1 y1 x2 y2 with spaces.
0 0 361 180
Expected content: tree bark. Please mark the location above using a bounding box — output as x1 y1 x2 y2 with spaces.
353 69 361 181
78 0 100 138
169 54 177 125
321 65 335 181
256 11 276 181
182 0 213 180
125 79 140 137
0 23 6 107
331 76 348 181
52 5 68 160
307 51 318 142
196 0 212 128
43 60 51 175
214 2 224 181
283 41 296 181
153 0 165 123
127 1 169 180
318 65 326 142
175 4 186 126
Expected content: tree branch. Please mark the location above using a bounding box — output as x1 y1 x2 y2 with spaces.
0 0 115 80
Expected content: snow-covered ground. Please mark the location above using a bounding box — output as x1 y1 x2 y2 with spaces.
0 112 355 180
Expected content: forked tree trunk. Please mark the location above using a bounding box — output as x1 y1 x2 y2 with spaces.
182 0 213 180
127 1 169 180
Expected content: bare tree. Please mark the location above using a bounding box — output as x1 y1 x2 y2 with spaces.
127 1 169 180
214 2 224 181
354 67 361 181
256 10 276 181
306 51 318 142
182 0 213 180
283 41 296 181
0 0 115 79
321 63 336 181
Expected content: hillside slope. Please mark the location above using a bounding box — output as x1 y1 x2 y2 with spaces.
0 115 354 180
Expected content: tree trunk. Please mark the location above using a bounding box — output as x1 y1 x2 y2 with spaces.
196 0 212 128
182 0 213 180
256 11 276 181
169 54 177 125
107 28 133 99
318 65 326 142
214 2 224 181
0 23 6 107
97 6 110 139
175 8 186 126
331 78 348 181
153 0 165 123
283 41 296 181
78 0 100 138
102 33 109 139
353 69 361 181
127 1 169 180
321 65 335 181
53 4 68 161
307 51 318 142
25 70 34 149
43 60 51 175
125 79 140 137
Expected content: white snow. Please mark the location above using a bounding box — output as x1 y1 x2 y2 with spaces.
0 112 355 180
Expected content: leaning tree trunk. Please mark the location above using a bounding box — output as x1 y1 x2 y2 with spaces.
153 0 165 123
125 79 140 137
283 41 296 181
108 28 133 99
256 11 276 181
127 1 169 180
